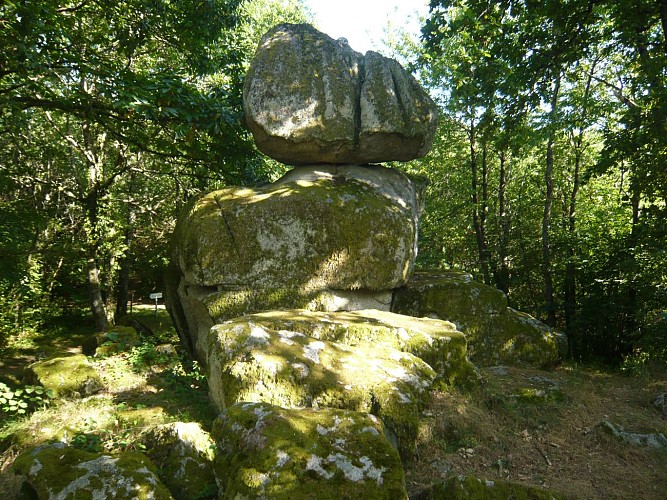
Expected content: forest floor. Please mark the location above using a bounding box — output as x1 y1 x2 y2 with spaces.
1 309 666 498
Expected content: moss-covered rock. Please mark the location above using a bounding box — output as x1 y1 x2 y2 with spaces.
212 402 407 499
485 308 567 367
414 475 564 499
172 278 393 364
141 422 217 500
13 442 172 499
244 23 437 165
392 271 567 367
82 326 142 357
172 165 421 291
230 309 478 388
24 354 103 398
206 317 435 456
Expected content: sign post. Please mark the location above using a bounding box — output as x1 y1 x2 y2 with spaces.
149 292 163 317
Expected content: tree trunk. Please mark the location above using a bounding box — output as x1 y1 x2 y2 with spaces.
470 119 491 284
493 148 511 296
87 253 108 332
564 144 580 336
114 168 136 321
85 179 109 332
114 230 133 321
542 71 561 327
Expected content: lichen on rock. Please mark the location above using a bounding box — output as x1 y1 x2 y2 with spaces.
13 442 172 499
243 23 437 165
206 317 435 456
230 308 478 388
212 402 408 499
172 165 421 291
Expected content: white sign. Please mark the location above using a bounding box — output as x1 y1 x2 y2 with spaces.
150 292 163 300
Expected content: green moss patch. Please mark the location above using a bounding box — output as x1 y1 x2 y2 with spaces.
13 442 172 499
212 402 407 499
24 354 103 398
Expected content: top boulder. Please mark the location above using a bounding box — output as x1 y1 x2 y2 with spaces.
244 24 438 165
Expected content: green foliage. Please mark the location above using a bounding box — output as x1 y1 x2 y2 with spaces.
414 0 667 363
0 382 53 417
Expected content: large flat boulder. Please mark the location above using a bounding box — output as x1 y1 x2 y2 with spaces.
172 165 423 291
212 402 407 499
244 23 437 165
173 279 393 363
205 316 435 456
392 271 568 367
234 309 478 388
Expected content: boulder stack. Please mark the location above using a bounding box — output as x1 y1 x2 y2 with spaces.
162 23 565 498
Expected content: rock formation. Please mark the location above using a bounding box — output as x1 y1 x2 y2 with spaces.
167 23 567 498
244 23 438 165
15 22 568 500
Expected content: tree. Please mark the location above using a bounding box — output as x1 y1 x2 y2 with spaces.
418 0 666 361
1 0 249 330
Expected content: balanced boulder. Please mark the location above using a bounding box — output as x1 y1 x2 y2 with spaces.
244 23 438 165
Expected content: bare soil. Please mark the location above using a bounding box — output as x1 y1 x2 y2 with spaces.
405 365 667 499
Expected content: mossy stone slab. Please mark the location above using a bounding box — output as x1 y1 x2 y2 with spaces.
234 309 478 388
206 318 435 456
24 354 103 398
392 271 567 367
172 166 420 291
141 422 217 500
13 442 172 499
212 402 407 499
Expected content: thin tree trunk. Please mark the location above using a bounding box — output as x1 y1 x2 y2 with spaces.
542 71 561 327
493 148 511 296
564 141 580 335
470 119 491 284
114 219 135 321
